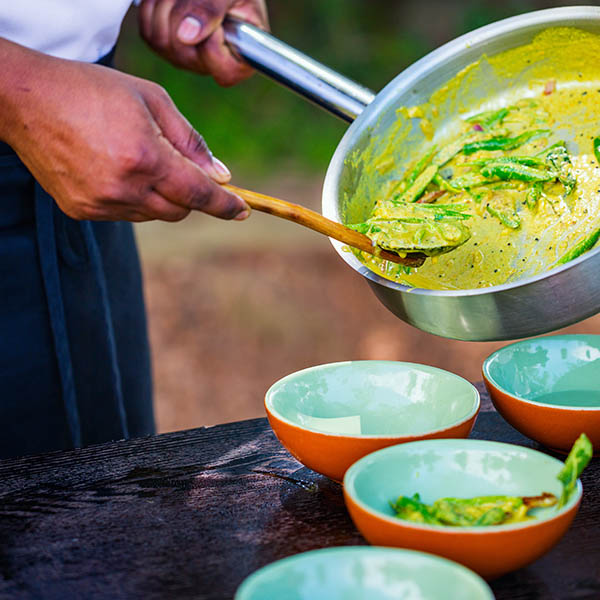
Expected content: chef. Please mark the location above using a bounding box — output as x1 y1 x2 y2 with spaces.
0 0 269 458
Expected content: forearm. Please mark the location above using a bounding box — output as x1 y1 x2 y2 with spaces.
0 37 54 148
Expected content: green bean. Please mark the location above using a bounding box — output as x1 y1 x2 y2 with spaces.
535 141 567 157
449 173 490 189
433 140 464 167
526 182 542 208
480 161 554 183
465 107 510 130
404 146 437 188
558 228 600 264
387 202 471 220
486 204 521 229
462 129 550 155
545 143 576 197
400 164 438 203
469 156 546 168
491 182 521 190
594 137 600 165
557 433 593 507
433 173 461 193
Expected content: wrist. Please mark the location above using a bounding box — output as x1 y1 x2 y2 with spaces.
0 38 52 148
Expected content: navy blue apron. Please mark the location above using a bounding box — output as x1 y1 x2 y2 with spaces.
0 49 154 458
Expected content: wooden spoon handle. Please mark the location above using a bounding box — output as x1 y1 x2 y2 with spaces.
224 184 425 267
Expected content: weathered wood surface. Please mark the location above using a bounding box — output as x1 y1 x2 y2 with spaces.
0 384 598 600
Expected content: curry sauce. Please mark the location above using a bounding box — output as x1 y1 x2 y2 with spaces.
348 28 600 290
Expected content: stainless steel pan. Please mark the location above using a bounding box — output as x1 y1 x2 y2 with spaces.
223 6 600 341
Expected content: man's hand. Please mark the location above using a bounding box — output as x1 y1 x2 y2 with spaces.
139 0 269 86
0 39 248 223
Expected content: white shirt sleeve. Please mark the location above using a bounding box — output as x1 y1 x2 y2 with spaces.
0 1 134 62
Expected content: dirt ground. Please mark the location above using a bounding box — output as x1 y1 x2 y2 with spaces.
136 174 600 434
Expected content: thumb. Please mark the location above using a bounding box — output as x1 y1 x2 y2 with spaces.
172 1 226 46
176 15 204 45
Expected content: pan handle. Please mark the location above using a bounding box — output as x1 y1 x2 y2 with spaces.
222 18 376 122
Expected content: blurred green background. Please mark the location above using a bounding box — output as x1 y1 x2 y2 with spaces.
116 0 588 179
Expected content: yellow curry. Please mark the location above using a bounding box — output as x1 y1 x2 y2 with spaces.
348 27 600 290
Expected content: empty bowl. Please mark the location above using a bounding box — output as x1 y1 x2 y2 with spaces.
343 439 582 579
483 334 600 452
265 361 479 481
235 546 495 600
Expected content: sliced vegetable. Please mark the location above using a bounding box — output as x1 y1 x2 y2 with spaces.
390 437 592 528
526 182 542 208
449 173 490 189
480 161 555 183
433 172 461 193
469 156 546 168
434 139 468 167
349 202 471 256
558 228 600 264
391 492 557 527
486 204 521 229
403 146 437 188
556 433 593 507
465 107 510 130
545 143 576 197
462 129 550 155
594 137 600 165
399 165 438 203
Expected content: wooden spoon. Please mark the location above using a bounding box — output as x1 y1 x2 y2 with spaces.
224 184 426 268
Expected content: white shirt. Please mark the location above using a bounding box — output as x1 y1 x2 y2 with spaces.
1 1 134 62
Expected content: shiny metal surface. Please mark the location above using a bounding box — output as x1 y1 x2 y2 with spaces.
223 19 375 122
226 8 600 341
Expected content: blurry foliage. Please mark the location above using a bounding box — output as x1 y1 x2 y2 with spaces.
116 0 589 178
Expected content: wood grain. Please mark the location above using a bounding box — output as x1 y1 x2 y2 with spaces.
224 184 426 267
0 385 597 600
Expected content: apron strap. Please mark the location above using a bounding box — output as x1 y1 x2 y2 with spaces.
34 186 82 447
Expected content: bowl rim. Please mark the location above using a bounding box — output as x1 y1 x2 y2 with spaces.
482 334 600 412
235 545 495 600
343 438 583 534
264 360 480 440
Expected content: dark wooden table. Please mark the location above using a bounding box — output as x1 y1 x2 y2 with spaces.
0 383 598 600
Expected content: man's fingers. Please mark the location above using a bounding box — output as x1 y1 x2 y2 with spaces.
153 137 249 220
143 84 230 182
168 0 225 47
193 27 254 86
143 192 192 222
150 0 178 50
138 0 158 43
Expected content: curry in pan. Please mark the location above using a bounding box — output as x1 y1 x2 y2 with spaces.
347 28 600 290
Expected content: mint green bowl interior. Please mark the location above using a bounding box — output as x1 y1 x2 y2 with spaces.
266 361 479 436
344 439 582 531
235 547 494 600
483 334 600 409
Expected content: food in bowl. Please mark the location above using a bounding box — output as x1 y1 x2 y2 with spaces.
343 438 583 578
389 433 592 526
348 27 600 289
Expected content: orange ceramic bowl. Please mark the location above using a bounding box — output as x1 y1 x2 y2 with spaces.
265 361 479 482
483 335 600 452
343 439 582 580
